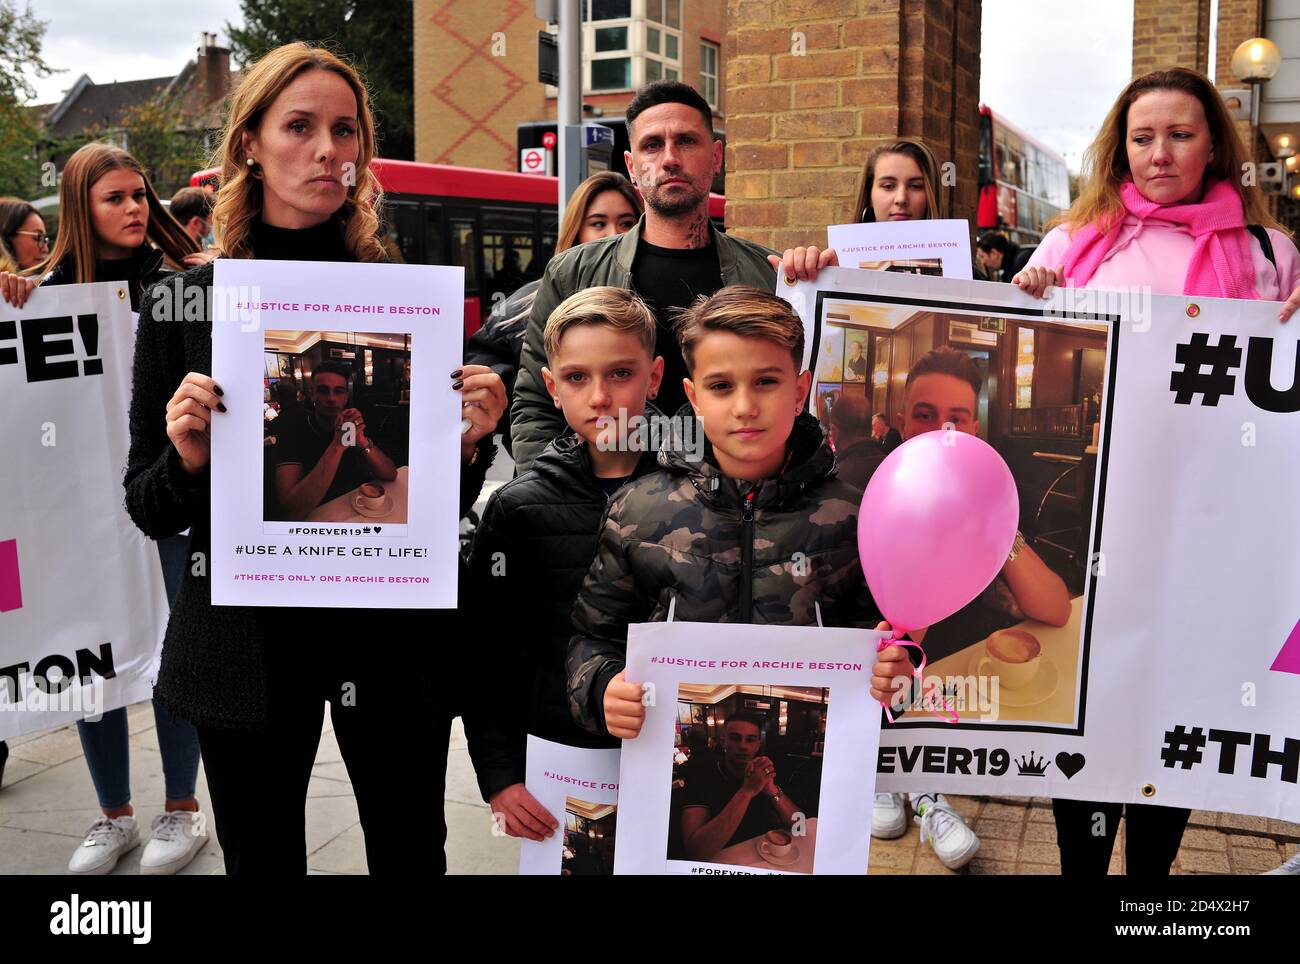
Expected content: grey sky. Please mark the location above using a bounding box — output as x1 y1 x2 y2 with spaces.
21 0 245 105
980 0 1135 172
20 0 1131 174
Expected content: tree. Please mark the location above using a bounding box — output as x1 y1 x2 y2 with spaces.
119 95 208 197
227 0 414 160
0 1 55 197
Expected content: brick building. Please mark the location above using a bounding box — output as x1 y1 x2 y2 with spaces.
722 0 982 251
414 0 726 172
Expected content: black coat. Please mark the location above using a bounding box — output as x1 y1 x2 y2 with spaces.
126 245 495 732
466 431 659 787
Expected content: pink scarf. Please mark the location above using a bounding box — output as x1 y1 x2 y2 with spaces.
1061 178 1259 299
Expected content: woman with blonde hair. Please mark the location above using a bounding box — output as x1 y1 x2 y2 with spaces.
466 170 642 453
0 146 210 876
851 137 946 224
1015 66 1300 874
123 42 507 874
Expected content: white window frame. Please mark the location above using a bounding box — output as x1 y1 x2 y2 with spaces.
699 40 719 109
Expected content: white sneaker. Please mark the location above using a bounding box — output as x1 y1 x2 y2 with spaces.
911 793 980 870
871 792 908 839
1262 851 1300 875
68 815 140 875
140 810 208 876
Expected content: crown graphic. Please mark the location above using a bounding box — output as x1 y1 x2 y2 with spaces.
1015 751 1050 776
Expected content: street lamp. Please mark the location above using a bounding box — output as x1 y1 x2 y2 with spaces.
1231 37 1282 128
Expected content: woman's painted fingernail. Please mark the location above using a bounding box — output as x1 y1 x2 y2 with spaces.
452 380 464 390
450 368 463 379
214 384 224 396
217 402 227 413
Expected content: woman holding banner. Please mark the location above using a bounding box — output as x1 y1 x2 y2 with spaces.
846 139 990 869
851 137 948 226
1 146 213 875
123 42 506 875
1014 66 1300 874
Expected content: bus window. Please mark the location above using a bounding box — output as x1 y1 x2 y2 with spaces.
384 201 422 264
449 218 479 292
424 203 445 265
482 207 538 305
540 209 558 271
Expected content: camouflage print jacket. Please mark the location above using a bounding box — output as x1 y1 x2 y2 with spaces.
565 412 882 736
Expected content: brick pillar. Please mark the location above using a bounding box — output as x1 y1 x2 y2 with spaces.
1214 0 1267 169
1131 0 1211 78
724 0 981 252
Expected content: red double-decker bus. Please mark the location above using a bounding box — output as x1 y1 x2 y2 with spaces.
191 158 726 337
976 106 1071 247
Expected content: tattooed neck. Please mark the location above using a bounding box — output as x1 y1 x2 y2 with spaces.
683 214 711 249
644 205 713 249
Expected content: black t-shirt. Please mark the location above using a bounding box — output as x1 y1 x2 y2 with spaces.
594 474 632 497
680 757 781 851
632 239 723 415
271 411 370 508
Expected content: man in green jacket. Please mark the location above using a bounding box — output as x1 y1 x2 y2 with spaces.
511 79 833 471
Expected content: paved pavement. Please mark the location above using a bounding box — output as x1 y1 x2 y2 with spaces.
2 702 1294 875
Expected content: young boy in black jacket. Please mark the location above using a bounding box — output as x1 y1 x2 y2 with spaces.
467 286 664 842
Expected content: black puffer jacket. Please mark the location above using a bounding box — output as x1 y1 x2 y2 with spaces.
466 430 660 782
463 278 540 457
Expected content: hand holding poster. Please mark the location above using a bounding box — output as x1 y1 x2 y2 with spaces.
0 281 168 739
615 621 881 875
781 266 1300 821
519 737 621 876
209 259 464 607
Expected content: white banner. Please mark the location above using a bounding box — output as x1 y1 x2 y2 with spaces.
782 267 1300 820
519 736 621 875
0 281 167 739
616 622 881 875
209 260 463 607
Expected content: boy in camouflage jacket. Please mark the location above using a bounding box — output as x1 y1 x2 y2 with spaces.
566 285 896 739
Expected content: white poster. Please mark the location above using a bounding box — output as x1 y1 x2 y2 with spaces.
209 260 463 607
781 266 1300 821
615 622 881 875
519 736 621 876
828 218 974 280
0 282 168 739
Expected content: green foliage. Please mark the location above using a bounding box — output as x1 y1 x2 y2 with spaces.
227 0 414 159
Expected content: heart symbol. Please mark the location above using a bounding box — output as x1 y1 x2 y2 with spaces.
374 526 382 533
1055 752 1085 779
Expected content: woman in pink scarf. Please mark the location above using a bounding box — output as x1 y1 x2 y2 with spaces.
1014 67 1299 876
1016 68 1300 309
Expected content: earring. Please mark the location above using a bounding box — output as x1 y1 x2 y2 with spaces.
246 156 255 166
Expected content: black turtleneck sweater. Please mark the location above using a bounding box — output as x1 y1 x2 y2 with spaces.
125 220 494 732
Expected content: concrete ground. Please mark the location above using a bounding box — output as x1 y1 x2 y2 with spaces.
1 702 1295 875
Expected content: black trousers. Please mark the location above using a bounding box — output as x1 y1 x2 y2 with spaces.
197 641 453 876
1051 798 1190 875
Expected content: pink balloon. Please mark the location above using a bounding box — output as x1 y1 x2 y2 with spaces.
857 431 1019 634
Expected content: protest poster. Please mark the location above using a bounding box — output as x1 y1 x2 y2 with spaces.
518 737 621 876
828 218 975 280
782 266 1300 820
615 621 880 875
0 282 168 739
209 259 463 607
